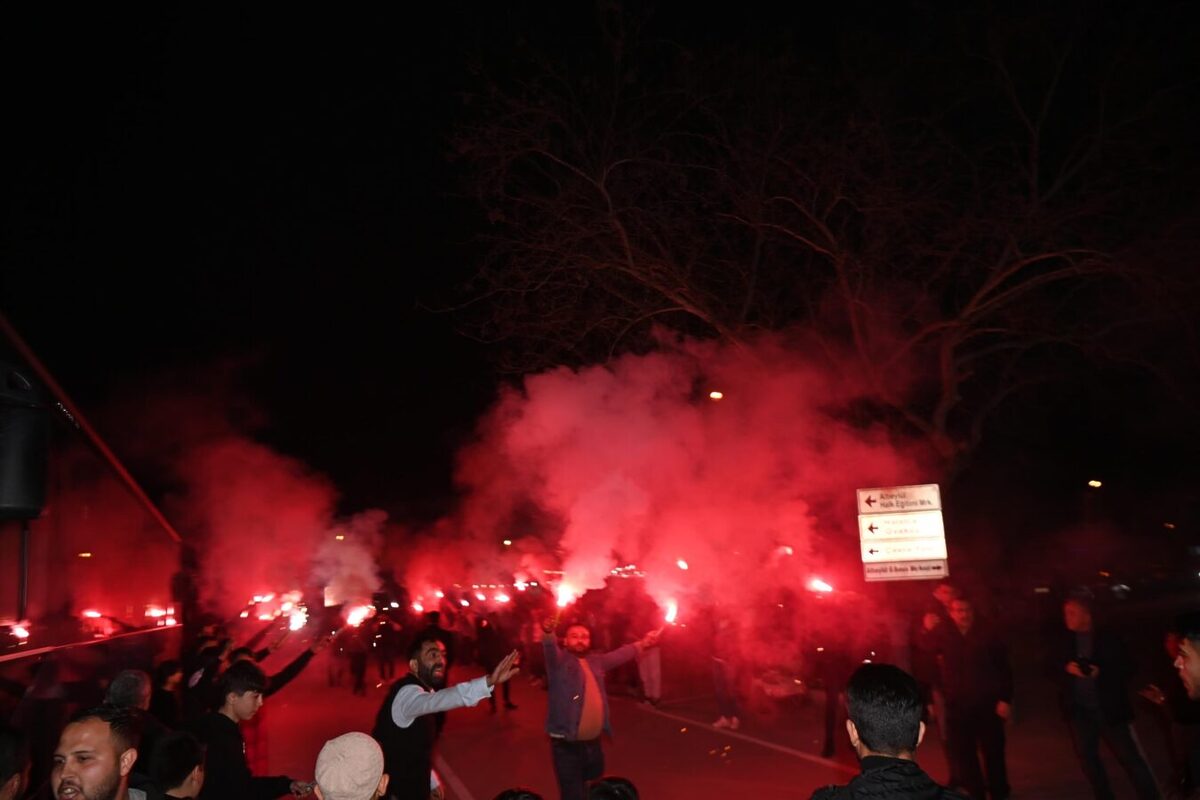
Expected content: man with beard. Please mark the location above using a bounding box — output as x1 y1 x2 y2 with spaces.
51 704 145 800
541 619 662 800
919 596 1012 800
1171 612 1200 796
372 637 520 800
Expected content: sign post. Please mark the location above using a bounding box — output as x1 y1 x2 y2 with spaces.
856 484 948 582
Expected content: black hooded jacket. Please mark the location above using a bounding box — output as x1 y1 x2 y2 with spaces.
810 756 968 799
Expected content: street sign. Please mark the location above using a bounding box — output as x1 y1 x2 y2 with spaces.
860 537 948 563
858 510 945 541
857 483 947 582
863 559 948 582
856 484 941 516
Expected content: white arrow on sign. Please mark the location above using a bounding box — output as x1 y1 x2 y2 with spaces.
861 538 948 563
857 510 945 542
856 484 941 516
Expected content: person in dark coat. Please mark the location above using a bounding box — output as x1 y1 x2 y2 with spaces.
149 661 184 730
809 663 966 799
372 637 520 800
1057 594 1160 800
918 597 1012 800
479 613 519 712
189 661 309 800
1139 631 1200 798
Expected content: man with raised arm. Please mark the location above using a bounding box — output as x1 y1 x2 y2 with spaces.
541 617 661 800
372 636 519 800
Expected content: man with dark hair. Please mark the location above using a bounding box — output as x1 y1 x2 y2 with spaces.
542 618 661 800
810 664 966 799
150 661 184 730
413 612 456 670
1170 612 1200 794
1172 612 1200 701
190 661 310 799
106 671 153 712
228 632 330 776
51 705 145 800
0 724 30 800
1058 594 1160 800
918 596 1012 800
105 669 169 793
586 776 638 800
372 637 520 800
149 731 205 800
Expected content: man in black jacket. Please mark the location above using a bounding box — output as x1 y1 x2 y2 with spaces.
918 597 1012 799
1058 594 1160 800
810 663 965 799
190 661 311 800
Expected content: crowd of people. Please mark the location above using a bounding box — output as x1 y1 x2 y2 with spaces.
5 578 1200 799
0 591 659 800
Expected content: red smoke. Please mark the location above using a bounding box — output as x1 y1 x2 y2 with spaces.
403 331 932 621
98 363 385 620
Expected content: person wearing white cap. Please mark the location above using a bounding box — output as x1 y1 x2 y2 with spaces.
314 733 388 800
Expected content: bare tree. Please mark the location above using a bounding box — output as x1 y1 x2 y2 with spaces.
448 4 1199 470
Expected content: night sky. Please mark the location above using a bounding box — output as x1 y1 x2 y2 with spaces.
3 4 1199 545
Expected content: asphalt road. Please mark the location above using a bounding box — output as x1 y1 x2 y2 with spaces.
255 638 1181 800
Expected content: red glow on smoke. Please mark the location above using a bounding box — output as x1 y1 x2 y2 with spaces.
393 330 929 644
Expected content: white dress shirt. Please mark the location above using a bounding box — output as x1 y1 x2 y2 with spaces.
390 675 493 729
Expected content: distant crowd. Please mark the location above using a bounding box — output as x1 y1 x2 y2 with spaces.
4 579 1200 799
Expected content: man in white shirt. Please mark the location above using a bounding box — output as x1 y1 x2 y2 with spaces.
371 637 519 800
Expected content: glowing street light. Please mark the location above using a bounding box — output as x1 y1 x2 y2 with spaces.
1087 480 1102 488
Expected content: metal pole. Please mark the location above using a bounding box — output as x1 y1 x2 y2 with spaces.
0 311 184 544
19 520 30 619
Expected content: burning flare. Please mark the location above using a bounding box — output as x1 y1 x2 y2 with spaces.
807 577 834 593
345 604 374 627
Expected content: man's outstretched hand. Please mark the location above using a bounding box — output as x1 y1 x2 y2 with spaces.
636 628 663 650
486 650 521 687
